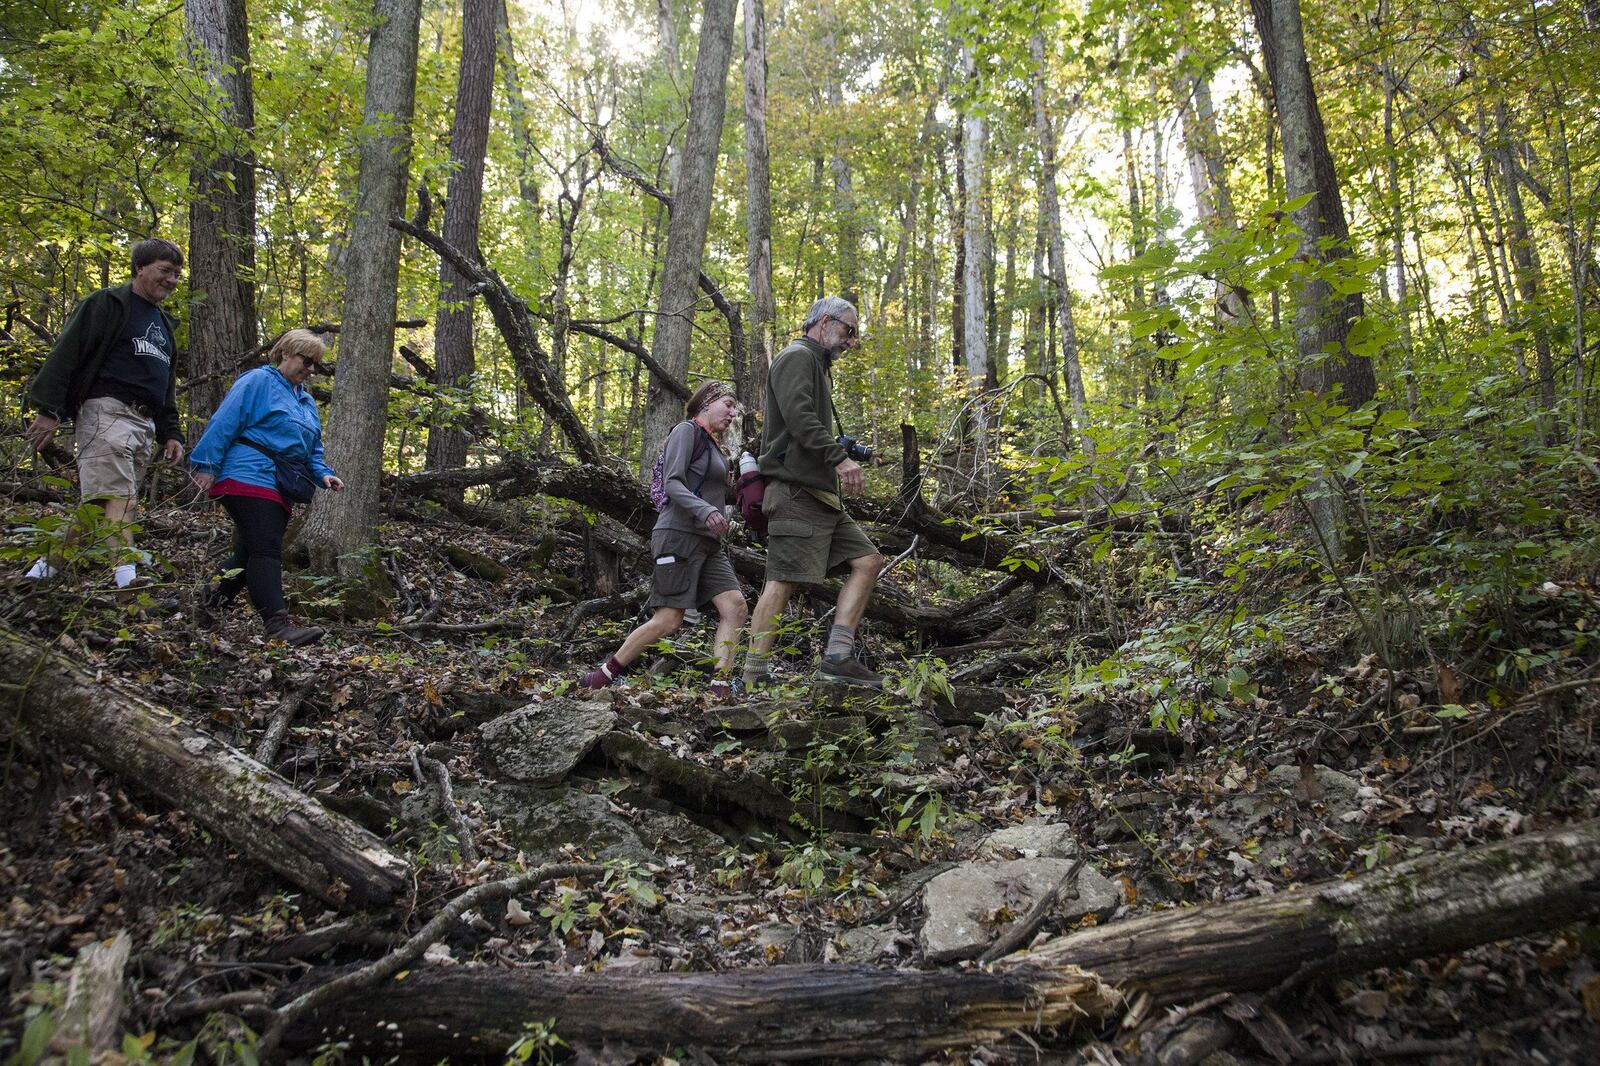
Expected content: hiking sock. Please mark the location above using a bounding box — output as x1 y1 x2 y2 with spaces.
25 559 58 580
114 564 137 589
600 655 629 682
742 650 772 683
824 624 856 661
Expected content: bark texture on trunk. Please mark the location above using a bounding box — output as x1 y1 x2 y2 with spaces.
1251 0 1375 408
741 0 775 431
426 0 496 476
0 627 410 907
287 820 1600 1060
1029 32 1092 453
302 0 422 574
640 0 736 476
184 0 258 431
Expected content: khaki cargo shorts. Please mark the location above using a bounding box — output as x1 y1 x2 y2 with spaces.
75 397 156 501
647 528 739 610
762 478 878 585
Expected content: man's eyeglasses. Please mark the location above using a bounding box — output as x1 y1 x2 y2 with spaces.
829 316 858 339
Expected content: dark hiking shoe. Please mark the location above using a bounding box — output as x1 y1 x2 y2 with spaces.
194 588 225 630
264 611 324 647
817 655 883 689
708 679 734 702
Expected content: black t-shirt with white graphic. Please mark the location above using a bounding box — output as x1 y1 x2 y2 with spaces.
87 293 174 410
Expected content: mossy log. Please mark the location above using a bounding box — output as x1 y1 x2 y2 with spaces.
286 819 1600 1061
0 626 410 908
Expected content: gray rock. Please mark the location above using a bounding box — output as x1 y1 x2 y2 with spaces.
977 819 1078 860
478 699 615 783
920 859 1120 963
834 925 898 963
1267 763 1361 816
464 782 724 866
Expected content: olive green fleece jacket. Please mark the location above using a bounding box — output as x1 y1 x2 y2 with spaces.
25 282 185 444
758 337 846 494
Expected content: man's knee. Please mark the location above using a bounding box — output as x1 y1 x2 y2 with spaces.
850 553 884 580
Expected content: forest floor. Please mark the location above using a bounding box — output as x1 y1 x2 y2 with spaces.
2 489 1598 1064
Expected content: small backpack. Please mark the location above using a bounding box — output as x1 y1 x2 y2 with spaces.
648 421 714 511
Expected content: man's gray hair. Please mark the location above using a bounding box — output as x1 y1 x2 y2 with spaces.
802 296 857 333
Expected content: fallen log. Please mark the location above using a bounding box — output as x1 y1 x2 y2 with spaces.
0 626 411 908
285 819 1600 1061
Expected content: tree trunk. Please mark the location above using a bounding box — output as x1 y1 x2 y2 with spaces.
1029 32 1092 453
302 0 422 575
1175 53 1244 323
959 45 988 390
0 626 410 908
741 0 774 436
492 0 541 212
287 819 1600 1060
1381 64 1419 416
824 24 861 307
1251 0 1376 408
639 0 736 476
184 0 258 431
425 0 496 479
1495 100 1556 414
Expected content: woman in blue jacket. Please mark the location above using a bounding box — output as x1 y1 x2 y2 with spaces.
189 329 344 646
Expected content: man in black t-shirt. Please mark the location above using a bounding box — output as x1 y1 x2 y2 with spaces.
23 238 187 589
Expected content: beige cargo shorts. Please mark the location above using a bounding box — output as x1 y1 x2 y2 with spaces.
75 397 155 500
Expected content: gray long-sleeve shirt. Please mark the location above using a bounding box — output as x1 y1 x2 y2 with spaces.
656 420 729 537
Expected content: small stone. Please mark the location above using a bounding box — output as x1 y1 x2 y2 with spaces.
977 819 1078 860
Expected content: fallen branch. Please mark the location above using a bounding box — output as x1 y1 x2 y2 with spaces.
261 862 605 1057
255 680 315 767
410 747 479 865
284 820 1600 1060
0 625 411 908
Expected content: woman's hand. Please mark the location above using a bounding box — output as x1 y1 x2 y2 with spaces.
323 475 345 492
704 509 730 535
191 471 215 492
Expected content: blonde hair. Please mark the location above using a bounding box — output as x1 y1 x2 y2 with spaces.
272 328 328 367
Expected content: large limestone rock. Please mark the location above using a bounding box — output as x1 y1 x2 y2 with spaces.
466 783 725 865
478 699 615 783
977 818 1079 860
920 859 1121 963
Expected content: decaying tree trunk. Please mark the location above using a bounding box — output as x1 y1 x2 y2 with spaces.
0 626 411 908
285 820 1600 1060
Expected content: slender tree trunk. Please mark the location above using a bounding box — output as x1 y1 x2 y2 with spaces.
1251 0 1376 408
1495 101 1556 414
824 23 861 307
1029 32 1092 453
302 0 422 575
492 0 540 212
426 0 495 478
741 0 774 435
1381 65 1419 416
1176 53 1243 323
639 0 736 475
184 0 258 431
959 46 987 389
657 0 682 191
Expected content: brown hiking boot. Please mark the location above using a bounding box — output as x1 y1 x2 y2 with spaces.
817 655 883 689
263 611 324 647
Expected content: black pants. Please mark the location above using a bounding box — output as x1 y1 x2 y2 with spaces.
213 495 290 617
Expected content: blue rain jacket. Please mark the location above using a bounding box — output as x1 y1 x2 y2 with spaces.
189 366 336 489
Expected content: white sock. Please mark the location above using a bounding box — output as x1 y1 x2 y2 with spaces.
114 564 137 588
25 559 58 580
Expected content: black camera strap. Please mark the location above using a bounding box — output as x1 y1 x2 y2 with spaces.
825 366 847 440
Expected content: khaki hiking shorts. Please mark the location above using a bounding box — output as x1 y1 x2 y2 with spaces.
761 479 878 585
76 397 156 501
647 528 739 610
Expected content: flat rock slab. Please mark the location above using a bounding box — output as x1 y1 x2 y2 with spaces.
977 819 1079 860
479 699 616 783
921 858 1121 963
466 783 726 865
